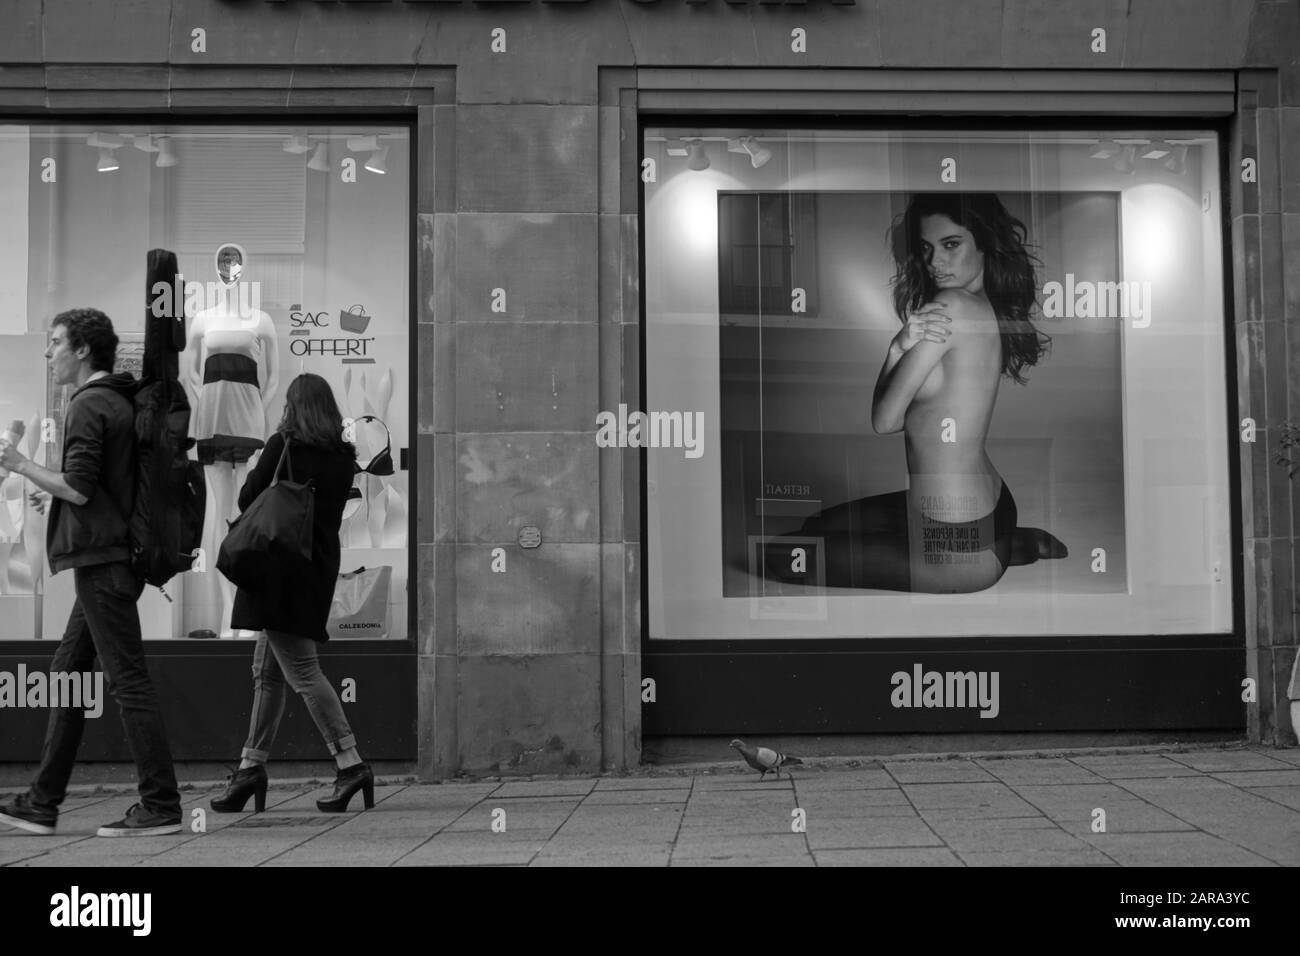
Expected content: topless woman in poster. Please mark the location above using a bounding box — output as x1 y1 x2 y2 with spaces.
784 192 1066 593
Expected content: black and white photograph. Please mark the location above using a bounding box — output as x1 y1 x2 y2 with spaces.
0 0 1295 932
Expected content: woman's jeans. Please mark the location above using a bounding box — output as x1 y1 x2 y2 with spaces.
241 630 357 763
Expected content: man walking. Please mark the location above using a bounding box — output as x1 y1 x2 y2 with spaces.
0 308 182 837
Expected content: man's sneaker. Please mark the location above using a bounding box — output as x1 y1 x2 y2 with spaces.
0 793 57 835
96 803 182 838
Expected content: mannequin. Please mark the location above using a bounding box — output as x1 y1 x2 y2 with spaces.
181 243 279 637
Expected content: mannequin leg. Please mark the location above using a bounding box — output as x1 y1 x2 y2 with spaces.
207 461 252 638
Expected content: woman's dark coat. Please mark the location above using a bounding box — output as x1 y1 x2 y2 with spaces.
229 430 356 642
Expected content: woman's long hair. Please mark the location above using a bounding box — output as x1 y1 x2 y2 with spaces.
889 193 1050 385
276 373 357 458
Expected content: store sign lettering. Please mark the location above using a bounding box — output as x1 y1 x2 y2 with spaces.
290 336 375 357
290 310 330 328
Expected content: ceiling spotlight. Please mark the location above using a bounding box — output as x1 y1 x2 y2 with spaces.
1140 141 1172 159
685 140 710 171
1164 144 1189 175
132 135 160 153
728 136 772 169
744 139 772 169
665 140 689 158
155 137 178 168
1112 145 1137 175
307 142 329 172
364 145 389 175
283 135 312 154
1089 139 1119 159
96 147 119 172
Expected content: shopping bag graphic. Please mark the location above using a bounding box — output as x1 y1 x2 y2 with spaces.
326 565 391 639
339 304 371 334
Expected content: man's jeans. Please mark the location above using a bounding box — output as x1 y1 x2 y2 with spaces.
30 561 181 818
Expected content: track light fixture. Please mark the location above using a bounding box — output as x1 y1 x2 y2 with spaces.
1163 145 1189 175
307 142 329 172
1112 145 1137 175
364 145 389 175
155 137 178 168
96 147 119 172
685 140 710 171
728 136 772 169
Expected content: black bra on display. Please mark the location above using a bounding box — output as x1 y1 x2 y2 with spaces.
353 416 394 477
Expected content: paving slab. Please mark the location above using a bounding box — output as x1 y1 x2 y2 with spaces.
885 761 997 784
904 782 1041 816
1078 832 1278 867
673 855 815 867
441 799 578 834
676 818 803 838
691 775 796 791
395 836 545 867
593 777 694 791
975 758 1104 785
1167 750 1298 772
788 769 896 791
924 817 1085 853
1015 786 1196 835
955 847 1118 866
582 788 690 805
531 847 674 866
489 780 598 798
1071 755 1206 779
803 818 944 850
814 847 963 866
14 834 202 867
1244 785 1300 811
672 832 809 856
793 790 919 822
0 835 91 865
1208 770 1300 787
376 783 501 805
554 815 682 840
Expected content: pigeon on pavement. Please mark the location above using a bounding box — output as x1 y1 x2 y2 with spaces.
730 739 803 780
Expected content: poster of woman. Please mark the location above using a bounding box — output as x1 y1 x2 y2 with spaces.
724 190 1114 598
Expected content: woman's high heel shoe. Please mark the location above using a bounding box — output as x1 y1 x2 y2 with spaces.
211 764 268 813
316 762 374 813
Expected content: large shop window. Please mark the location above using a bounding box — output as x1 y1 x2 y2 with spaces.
0 123 411 641
643 127 1231 640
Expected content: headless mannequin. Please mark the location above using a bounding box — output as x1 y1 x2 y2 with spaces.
181 244 279 637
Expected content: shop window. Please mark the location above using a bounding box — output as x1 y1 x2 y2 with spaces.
643 127 1231 639
0 123 411 641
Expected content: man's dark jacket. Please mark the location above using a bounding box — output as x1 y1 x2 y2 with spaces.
46 373 137 573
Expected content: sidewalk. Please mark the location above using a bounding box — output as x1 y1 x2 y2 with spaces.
2 745 1298 866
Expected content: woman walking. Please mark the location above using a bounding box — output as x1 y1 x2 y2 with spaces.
211 373 374 813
